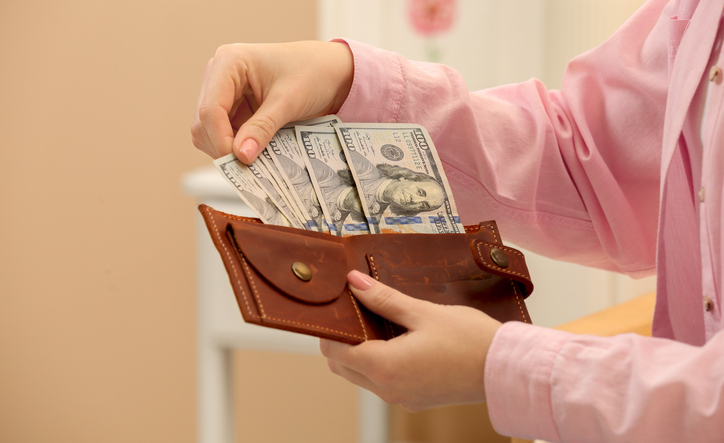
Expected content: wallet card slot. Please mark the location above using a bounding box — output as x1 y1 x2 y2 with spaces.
364 242 492 285
377 276 530 324
366 254 398 340
227 226 369 343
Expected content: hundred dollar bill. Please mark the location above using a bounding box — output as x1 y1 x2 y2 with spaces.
260 116 342 232
255 115 342 231
213 154 295 228
295 126 370 237
256 148 309 229
335 123 464 234
266 129 330 232
246 160 305 229
292 114 341 128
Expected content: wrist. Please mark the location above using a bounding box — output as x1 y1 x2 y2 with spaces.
328 40 354 114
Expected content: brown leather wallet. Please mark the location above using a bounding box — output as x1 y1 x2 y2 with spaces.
199 204 533 344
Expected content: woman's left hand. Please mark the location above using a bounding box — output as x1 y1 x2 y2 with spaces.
320 270 502 412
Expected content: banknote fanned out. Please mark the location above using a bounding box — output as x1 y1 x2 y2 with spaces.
257 148 309 229
295 126 370 237
246 160 305 229
261 115 341 232
213 155 295 228
334 123 465 234
212 116 464 237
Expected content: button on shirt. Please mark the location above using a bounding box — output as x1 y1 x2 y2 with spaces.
683 12 724 340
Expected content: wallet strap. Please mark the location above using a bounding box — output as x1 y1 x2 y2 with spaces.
470 225 534 297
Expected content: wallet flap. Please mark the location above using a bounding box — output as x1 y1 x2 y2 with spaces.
229 221 348 304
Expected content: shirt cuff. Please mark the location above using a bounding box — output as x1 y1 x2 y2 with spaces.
485 321 573 441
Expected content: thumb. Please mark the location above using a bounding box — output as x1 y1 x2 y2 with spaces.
232 93 295 164
347 270 425 329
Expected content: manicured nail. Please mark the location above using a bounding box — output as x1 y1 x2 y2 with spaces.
238 138 258 162
347 270 375 291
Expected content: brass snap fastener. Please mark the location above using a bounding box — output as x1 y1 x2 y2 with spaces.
291 262 312 282
489 248 509 268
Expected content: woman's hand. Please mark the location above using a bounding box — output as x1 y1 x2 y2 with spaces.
320 270 502 412
191 41 354 162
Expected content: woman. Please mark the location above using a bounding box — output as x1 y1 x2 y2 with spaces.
190 0 724 440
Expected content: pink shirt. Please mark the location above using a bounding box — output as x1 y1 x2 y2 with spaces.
338 0 724 440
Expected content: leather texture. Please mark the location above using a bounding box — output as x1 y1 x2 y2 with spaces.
199 204 533 344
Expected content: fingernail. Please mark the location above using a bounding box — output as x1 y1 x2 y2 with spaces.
238 138 258 163
347 270 375 291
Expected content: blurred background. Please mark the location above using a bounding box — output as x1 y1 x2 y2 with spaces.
0 1 650 442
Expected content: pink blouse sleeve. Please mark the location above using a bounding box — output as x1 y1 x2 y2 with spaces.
486 322 724 442
337 0 671 277
335 0 724 440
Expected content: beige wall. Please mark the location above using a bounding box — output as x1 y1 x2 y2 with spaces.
0 1 359 442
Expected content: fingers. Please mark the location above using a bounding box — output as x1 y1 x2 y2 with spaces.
232 95 287 163
190 59 220 158
191 44 292 162
320 339 375 387
192 51 296 162
347 270 428 329
320 338 400 403
191 41 354 162
321 274 502 410
193 48 246 158
320 336 387 372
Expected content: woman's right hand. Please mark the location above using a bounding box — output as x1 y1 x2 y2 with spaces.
191 41 354 163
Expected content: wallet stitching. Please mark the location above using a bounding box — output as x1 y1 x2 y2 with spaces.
210 209 528 337
368 255 380 281
474 242 530 281
481 224 531 282
215 210 261 224
367 255 396 339
205 207 259 320
347 289 368 341
510 281 529 323
229 216 364 340
478 224 530 323
483 223 499 244
239 254 267 318
243 251 366 341
265 314 366 340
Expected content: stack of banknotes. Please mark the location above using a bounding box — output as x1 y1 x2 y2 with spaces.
214 115 464 235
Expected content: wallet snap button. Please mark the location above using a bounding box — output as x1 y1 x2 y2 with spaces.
291 262 313 282
489 248 509 268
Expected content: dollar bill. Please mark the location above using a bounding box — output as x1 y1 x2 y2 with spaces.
290 114 341 128
262 116 342 232
296 126 370 237
335 123 464 234
266 129 330 232
246 160 305 229
256 148 309 229
213 154 296 228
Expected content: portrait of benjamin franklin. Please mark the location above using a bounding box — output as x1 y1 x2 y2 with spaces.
343 150 446 219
